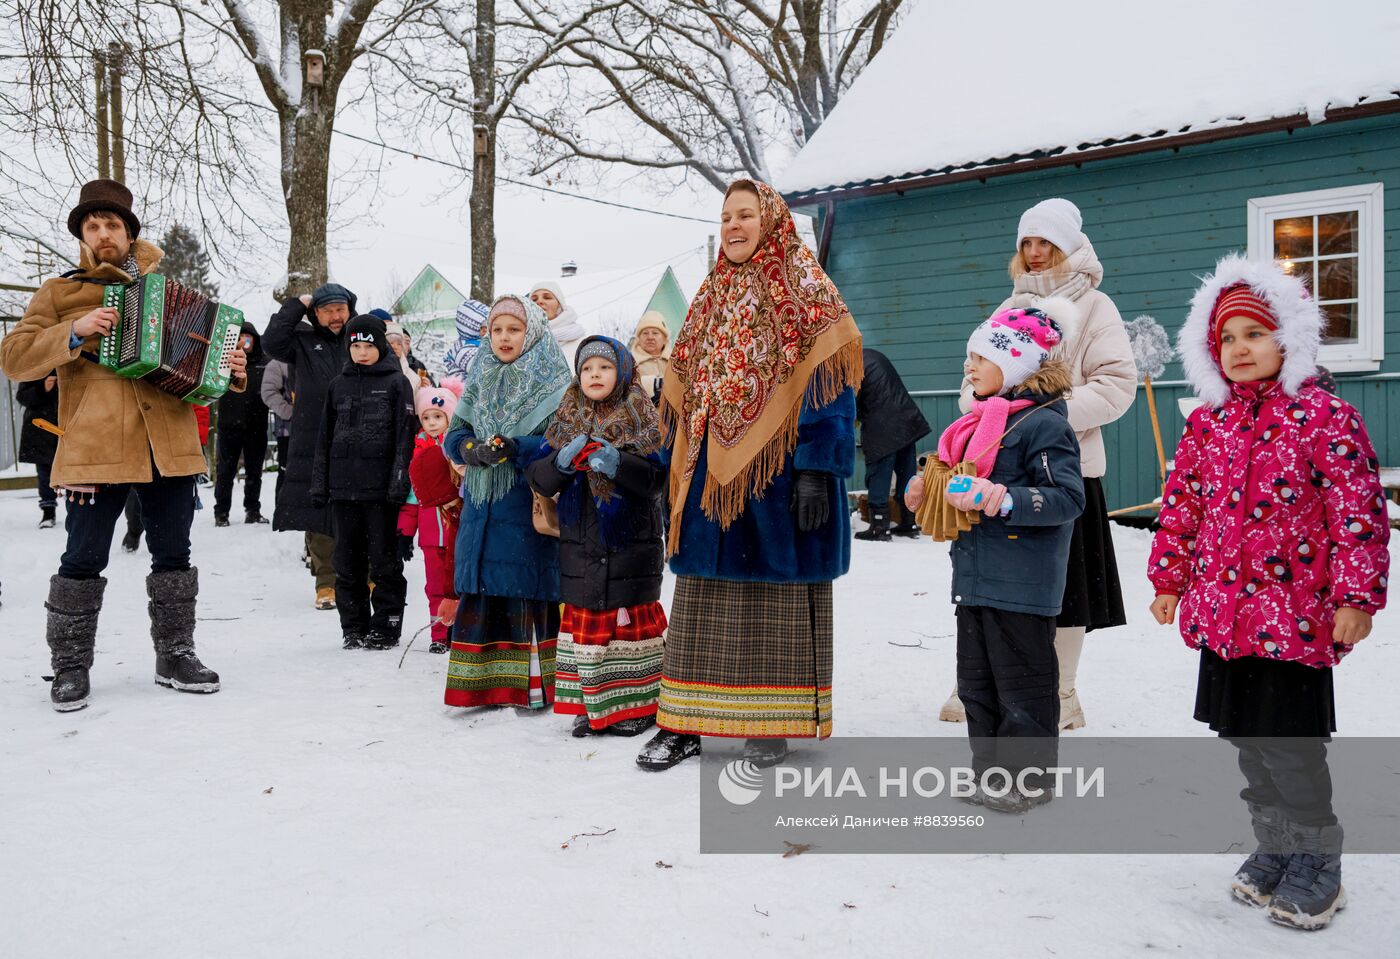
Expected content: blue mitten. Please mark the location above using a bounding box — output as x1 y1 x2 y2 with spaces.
586 438 620 478
555 434 588 473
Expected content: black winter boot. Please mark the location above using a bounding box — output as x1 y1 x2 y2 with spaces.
244 510 269 524
1268 822 1346 930
571 715 598 738
44 575 106 712
213 514 230 528
148 568 220 693
1231 803 1291 907
608 716 656 737
743 737 789 767
39 506 56 529
889 519 921 538
636 731 702 771
854 510 891 541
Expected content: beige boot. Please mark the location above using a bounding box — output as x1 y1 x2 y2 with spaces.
1055 626 1086 730
938 686 966 723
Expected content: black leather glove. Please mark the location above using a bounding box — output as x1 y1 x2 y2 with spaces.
791 471 829 532
398 534 415 563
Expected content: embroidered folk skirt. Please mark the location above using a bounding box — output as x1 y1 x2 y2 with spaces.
445 594 560 709
657 577 833 739
555 602 667 730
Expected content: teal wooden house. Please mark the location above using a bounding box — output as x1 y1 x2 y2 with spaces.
779 1 1400 510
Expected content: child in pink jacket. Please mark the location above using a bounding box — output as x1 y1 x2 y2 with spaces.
399 377 464 654
1149 255 1389 931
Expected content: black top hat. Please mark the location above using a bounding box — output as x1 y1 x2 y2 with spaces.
67 179 141 240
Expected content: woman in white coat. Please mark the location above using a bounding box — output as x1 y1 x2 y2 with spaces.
529 281 587 369
941 197 1136 729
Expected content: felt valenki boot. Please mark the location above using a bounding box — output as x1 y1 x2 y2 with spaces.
44 575 106 712
148 568 220 693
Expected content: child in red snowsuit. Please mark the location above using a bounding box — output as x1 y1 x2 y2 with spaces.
1149 255 1389 931
401 378 464 653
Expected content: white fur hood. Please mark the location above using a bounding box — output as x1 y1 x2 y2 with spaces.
1178 253 1323 408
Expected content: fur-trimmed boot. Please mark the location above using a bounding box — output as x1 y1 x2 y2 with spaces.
1231 803 1291 907
44 575 106 712
147 568 220 693
1268 821 1346 930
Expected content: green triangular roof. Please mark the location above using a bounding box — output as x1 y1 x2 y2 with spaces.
641 266 689 339
390 264 465 317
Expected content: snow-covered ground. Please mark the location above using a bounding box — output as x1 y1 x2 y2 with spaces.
1 482 1396 957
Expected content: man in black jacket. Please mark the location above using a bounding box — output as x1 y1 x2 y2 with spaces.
16 370 60 528
213 323 271 525
856 349 932 541
310 315 416 649
263 282 355 609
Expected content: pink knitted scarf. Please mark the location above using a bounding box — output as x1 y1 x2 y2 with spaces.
936 396 1036 477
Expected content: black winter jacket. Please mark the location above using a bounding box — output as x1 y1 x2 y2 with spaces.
263 296 351 533
216 323 270 435
857 349 931 464
15 372 59 465
311 353 416 505
526 447 667 610
948 395 1085 617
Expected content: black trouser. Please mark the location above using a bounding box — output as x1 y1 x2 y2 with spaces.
331 500 407 636
35 461 56 509
956 605 1059 786
865 442 918 514
1229 738 1336 827
213 428 269 517
59 468 195 579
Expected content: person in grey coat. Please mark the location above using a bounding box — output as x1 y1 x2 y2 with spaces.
260 358 295 501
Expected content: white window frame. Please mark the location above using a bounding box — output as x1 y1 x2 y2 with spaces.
1247 182 1385 373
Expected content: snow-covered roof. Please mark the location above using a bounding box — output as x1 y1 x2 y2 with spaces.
777 0 1400 198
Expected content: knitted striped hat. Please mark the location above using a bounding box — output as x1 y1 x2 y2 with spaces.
1211 284 1278 344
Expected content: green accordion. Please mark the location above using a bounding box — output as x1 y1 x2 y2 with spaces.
98 274 244 406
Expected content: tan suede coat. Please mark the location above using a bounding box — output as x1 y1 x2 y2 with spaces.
0 239 244 485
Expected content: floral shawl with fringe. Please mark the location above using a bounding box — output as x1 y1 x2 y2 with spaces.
661 180 862 553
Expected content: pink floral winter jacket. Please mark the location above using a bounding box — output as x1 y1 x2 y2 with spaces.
1149 380 1389 668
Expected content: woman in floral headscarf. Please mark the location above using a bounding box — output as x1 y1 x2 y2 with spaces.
636 180 863 771
442 294 572 709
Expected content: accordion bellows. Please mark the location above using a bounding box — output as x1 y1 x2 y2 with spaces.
99 274 244 405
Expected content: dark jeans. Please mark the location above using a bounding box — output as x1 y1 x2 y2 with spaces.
957 605 1059 787
59 468 195 579
1230 737 1337 827
331 500 407 636
36 461 56 509
214 429 268 517
865 442 918 513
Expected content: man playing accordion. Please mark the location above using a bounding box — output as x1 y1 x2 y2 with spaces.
0 179 248 711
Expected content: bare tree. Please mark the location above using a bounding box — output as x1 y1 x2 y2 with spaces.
373 0 621 301
2 1 429 297
514 0 905 191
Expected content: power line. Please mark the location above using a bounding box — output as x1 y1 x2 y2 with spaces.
329 128 714 224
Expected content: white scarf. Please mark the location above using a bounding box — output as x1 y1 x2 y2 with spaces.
1009 238 1103 307
548 305 586 346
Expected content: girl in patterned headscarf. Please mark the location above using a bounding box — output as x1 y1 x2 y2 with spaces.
638 179 862 772
441 295 572 709
527 335 668 738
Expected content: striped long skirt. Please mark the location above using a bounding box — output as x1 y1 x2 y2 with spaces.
555 602 666 730
445 594 560 709
657 577 833 739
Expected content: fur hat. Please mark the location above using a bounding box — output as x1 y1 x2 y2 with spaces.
344 314 388 357
1179 254 1323 408
967 297 1079 393
634 311 668 339
415 375 464 418
1017 198 1086 257
67 178 140 239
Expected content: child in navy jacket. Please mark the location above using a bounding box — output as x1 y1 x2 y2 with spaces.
906 301 1084 813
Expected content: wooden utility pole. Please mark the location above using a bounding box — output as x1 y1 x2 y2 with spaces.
107 43 125 182
95 49 110 179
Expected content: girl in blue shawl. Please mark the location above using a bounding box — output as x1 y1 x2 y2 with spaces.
443 295 572 708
